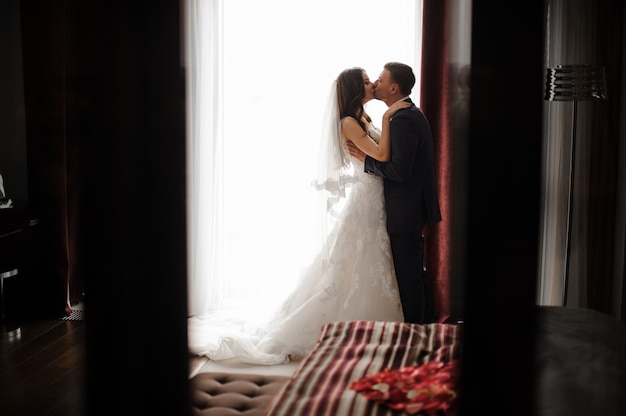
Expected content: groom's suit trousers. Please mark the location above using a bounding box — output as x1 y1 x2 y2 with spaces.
390 229 434 324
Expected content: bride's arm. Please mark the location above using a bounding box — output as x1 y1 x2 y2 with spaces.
342 101 410 162
377 101 411 161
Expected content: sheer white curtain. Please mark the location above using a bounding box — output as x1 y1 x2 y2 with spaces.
186 0 423 318
186 0 225 316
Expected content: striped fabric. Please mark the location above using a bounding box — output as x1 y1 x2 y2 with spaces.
265 320 462 416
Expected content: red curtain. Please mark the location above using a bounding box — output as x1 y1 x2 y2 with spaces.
421 1 466 323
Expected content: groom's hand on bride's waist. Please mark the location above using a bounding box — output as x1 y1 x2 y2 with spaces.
347 141 365 162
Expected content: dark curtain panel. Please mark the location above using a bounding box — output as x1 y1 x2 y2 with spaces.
20 0 83 317
586 0 624 317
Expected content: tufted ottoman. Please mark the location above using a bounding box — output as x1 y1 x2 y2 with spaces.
190 372 290 415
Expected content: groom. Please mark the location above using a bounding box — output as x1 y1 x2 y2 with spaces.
348 62 441 324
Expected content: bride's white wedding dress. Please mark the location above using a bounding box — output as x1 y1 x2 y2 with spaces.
188 126 403 365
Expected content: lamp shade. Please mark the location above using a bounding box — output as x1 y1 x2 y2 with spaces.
545 64 607 101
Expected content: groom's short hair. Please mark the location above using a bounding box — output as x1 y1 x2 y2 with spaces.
384 62 415 96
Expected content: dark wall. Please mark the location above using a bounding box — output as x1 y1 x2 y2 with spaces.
459 2 545 415
18 1 190 414
71 2 190 415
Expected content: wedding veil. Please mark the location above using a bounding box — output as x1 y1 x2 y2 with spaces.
311 80 357 240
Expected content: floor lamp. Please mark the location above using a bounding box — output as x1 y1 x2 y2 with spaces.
544 64 607 305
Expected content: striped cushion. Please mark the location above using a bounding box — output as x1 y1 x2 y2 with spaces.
265 320 462 416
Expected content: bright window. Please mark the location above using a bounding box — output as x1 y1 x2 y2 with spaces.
192 0 423 317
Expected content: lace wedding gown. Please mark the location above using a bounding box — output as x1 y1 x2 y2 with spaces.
188 126 403 365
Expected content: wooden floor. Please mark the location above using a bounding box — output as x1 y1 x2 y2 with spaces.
0 312 295 416
0 316 85 416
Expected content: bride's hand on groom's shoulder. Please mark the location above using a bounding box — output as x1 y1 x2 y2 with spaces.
384 101 411 119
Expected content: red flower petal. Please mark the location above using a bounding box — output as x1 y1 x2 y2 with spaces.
350 360 460 415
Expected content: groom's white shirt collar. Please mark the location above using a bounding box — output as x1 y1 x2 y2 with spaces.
393 96 411 105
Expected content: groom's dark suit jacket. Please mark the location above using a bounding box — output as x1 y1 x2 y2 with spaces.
364 99 441 235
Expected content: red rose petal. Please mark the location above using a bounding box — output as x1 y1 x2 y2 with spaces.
351 360 460 415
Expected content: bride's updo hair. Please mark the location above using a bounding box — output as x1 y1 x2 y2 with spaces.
336 67 371 132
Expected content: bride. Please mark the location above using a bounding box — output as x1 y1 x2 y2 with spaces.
188 67 409 365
